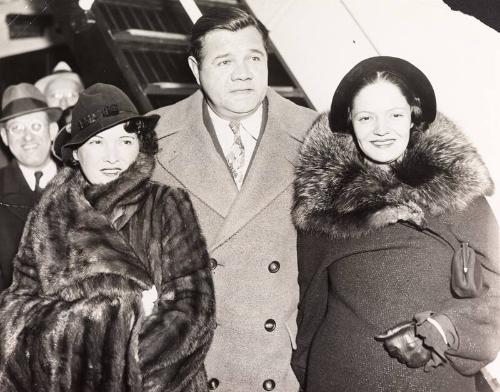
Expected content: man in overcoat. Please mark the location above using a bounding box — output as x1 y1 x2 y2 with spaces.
151 7 317 392
0 83 61 290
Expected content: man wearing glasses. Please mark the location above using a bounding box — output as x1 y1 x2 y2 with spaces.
0 83 61 290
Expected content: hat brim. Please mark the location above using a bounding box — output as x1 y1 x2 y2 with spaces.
35 72 84 94
54 112 159 162
0 106 62 124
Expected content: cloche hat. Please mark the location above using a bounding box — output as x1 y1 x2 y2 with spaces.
329 56 437 133
53 83 159 161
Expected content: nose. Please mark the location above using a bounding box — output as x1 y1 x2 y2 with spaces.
59 97 69 110
22 130 33 141
232 60 252 81
104 144 119 163
374 118 390 136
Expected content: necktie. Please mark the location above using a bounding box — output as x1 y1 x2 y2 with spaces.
226 121 246 189
34 171 43 194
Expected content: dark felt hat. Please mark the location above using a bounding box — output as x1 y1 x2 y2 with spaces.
53 83 159 161
0 83 62 123
329 56 436 132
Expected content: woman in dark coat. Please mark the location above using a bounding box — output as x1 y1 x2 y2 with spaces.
0 83 216 391
291 56 500 392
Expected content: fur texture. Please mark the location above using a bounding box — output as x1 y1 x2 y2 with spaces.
0 153 215 392
293 112 493 238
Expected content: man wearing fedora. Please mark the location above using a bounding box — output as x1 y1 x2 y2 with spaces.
0 83 61 290
151 8 317 391
35 61 84 128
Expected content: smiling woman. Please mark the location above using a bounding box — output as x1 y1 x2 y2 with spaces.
292 56 500 392
0 83 216 391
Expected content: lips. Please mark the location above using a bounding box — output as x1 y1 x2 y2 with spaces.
22 143 39 150
230 88 253 94
100 168 122 177
371 139 396 148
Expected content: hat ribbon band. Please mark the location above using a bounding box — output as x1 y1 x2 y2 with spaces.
2 97 49 119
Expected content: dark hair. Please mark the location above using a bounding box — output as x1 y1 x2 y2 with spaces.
347 71 427 133
189 7 269 63
124 119 158 155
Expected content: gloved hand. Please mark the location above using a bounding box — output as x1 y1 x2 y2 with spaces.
375 321 432 368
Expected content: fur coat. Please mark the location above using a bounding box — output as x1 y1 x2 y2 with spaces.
291 113 500 391
0 153 216 392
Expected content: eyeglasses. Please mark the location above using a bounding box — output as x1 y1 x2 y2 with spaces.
6 121 46 136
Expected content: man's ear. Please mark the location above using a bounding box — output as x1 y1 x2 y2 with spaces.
0 127 8 147
48 122 58 141
188 56 201 85
72 149 79 162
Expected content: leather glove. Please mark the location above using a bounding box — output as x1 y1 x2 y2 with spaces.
375 321 432 368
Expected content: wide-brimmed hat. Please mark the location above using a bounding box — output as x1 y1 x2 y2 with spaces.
329 56 436 132
35 61 84 95
0 83 62 123
53 83 159 161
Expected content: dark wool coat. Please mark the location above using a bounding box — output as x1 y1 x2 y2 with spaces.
0 161 39 290
291 113 500 392
0 153 216 392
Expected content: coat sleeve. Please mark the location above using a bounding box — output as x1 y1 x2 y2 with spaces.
434 197 500 375
139 187 216 392
0 225 144 392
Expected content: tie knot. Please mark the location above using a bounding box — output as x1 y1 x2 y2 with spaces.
229 120 241 135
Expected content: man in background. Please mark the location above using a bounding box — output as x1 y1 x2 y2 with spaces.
35 61 84 128
151 7 317 391
0 83 61 290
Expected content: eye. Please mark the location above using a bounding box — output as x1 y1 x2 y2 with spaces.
7 123 23 134
31 122 43 132
357 115 372 122
88 138 101 145
217 59 231 66
250 55 261 62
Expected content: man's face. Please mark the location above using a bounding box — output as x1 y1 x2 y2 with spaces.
0 111 57 169
45 78 82 111
188 26 268 121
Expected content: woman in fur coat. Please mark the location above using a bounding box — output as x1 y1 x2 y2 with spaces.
291 56 500 392
0 83 216 392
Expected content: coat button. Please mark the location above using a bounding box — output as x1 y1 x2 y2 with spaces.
264 319 276 332
209 258 218 270
263 379 276 390
208 378 219 390
268 261 280 273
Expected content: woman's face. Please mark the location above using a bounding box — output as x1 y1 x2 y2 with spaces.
73 123 139 185
351 80 412 165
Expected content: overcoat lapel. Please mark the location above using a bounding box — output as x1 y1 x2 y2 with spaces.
0 162 36 221
156 92 237 218
211 90 301 250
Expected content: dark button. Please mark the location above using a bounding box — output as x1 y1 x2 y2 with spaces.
263 379 276 391
264 319 276 332
209 258 218 270
208 378 219 390
268 260 280 273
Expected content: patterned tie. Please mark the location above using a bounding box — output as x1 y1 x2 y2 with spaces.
34 171 43 195
226 120 246 189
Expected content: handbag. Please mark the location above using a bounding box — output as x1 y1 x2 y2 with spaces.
411 223 484 298
450 241 483 298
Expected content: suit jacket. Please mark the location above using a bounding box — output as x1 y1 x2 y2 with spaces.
150 88 317 391
0 161 38 290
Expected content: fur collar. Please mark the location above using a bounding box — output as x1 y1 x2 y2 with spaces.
292 112 493 238
22 153 156 296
